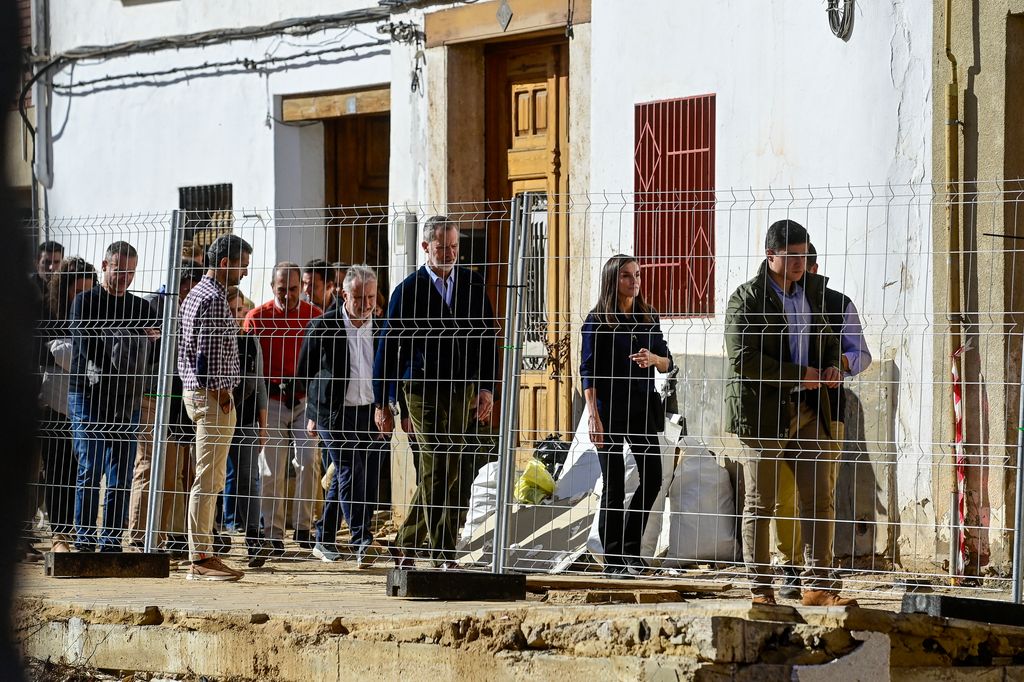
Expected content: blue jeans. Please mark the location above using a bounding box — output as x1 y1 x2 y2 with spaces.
68 391 140 550
221 450 238 531
315 405 387 552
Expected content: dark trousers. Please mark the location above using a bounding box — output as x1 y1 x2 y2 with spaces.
597 426 662 567
316 405 385 551
68 391 140 550
395 384 493 563
222 450 237 530
226 424 262 541
40 409 77 539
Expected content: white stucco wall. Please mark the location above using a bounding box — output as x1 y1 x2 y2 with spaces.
41 0 938 512
43 0 390 299
584 0 934 507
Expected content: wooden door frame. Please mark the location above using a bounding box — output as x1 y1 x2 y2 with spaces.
424 0 591 48
281 85 390 123
483 36 573 441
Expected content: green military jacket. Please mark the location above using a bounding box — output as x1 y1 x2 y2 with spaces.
724 260 841 440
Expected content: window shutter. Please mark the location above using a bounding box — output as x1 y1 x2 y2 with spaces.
178 183 234 249
634 94 716 317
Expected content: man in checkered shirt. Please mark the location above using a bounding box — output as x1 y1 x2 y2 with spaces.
178 234 253 581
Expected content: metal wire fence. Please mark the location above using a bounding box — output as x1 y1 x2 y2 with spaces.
24 182 1024 602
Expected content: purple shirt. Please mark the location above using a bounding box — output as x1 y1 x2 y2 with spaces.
767 278 811 367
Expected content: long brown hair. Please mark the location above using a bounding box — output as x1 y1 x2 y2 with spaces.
47 257 97 320
589 254 656 327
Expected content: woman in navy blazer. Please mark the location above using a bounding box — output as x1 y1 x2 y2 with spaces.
580 255 673 575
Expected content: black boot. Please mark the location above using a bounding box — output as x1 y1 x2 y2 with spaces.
293 529 314 550
246 536 267 568
779 566 802 600
212 531 232 556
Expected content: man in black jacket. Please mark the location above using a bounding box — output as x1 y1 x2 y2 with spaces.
68 241 159 551
298 265 386 567
373 215 498 568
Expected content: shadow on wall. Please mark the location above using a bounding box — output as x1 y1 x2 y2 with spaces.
676 354 903 564
833 360 901 566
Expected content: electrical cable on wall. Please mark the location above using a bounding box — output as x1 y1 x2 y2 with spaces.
49 39 390 94
17 8 390 138
18 1 486 138
828 0 855 41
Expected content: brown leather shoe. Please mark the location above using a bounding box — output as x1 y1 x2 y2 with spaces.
751 593 778 606
801 589 859 607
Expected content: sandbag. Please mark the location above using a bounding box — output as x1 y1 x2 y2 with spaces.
661 436 738 567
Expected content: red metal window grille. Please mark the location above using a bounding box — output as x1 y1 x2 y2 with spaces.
633 93 716 317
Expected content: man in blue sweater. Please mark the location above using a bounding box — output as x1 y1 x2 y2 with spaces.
373 215 498 568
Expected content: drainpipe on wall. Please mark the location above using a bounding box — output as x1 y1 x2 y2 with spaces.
944 0 964 584
30 0 52 227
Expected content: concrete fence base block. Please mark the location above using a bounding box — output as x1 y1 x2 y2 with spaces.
901 594 1024 628
386 569 526 600
792 631 891 682
44 551 170 578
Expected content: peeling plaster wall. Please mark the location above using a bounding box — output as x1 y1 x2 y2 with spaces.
930 0 1024 567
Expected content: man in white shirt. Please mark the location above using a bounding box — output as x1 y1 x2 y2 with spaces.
297 265 386 567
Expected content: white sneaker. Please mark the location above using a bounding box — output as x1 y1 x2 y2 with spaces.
312 543 342 563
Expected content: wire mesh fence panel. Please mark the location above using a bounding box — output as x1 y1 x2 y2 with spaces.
22 184 1024 600
33 214 176 557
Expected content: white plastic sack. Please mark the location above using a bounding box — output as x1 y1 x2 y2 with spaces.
661 436 738 567
552 403 604 501
458 461 500 544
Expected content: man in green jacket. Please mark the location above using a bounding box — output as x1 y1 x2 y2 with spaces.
725 219 858 607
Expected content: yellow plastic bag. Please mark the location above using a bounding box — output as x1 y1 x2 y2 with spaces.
513 458 555 505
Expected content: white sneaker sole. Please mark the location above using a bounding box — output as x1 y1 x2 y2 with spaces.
312 549 339 563
187 573 241 581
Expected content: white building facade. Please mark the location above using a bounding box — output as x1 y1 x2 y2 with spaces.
36 0 938 560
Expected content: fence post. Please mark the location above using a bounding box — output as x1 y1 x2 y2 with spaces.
143 210 186 554
492 194 531 574
1013 330 1024 603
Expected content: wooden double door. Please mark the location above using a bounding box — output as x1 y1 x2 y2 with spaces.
485 38 572 448
325 113 390 294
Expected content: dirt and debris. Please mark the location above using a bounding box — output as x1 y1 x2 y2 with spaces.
15 562 1024 681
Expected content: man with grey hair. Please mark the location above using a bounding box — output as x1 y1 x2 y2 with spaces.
297 264 386 566
244 261 323 553
373 215 498 568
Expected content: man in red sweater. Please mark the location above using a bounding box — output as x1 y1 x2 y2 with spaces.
244 262 322 553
